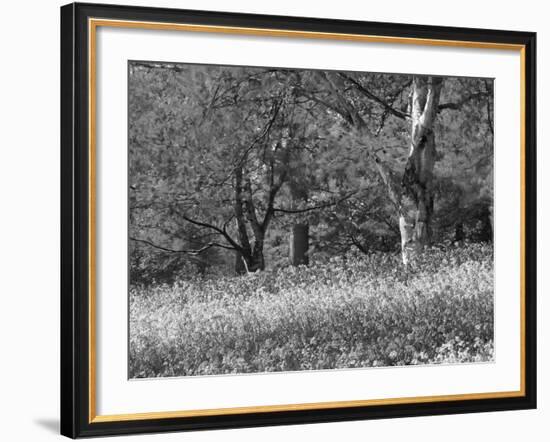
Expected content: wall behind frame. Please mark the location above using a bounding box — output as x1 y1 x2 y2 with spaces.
0 0 545 441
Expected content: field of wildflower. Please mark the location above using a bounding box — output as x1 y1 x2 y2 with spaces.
129 243 494 378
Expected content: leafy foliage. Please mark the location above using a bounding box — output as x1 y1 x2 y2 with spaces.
129 62 494 278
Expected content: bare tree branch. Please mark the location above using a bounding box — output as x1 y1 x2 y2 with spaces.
273 190 358 214
438 91 489 111
130 61 187 73
130 237 236 254
174 209 243 251
371 154 403 214
349 233 369 254
375 80 412 135
340 73 410 121
295 87 354 124
318 72 367 127
261 167 288 230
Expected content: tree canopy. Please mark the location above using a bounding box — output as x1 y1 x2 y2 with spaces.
128 61 493 283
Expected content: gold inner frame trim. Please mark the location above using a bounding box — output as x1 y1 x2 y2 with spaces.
88 17 527 424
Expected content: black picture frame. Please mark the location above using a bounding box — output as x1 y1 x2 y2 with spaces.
61 2 537 438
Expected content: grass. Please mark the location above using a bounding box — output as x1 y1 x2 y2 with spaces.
129 243 494 378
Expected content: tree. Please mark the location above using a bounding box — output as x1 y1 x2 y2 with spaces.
129 64 330 274
308 71 492 265
286 141 311 266
399 76 442 265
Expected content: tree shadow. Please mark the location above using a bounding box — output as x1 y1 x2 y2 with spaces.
34 418 59 434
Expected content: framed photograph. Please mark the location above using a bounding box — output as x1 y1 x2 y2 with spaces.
60 2 536 438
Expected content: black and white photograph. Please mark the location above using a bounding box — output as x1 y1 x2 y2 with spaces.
128 61 495 378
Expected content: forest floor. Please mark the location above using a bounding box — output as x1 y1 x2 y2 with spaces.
129 243 494 378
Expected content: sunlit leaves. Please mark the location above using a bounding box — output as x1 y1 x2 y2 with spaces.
129 61 494 278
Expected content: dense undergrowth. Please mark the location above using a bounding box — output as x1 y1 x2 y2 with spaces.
129 243 494 378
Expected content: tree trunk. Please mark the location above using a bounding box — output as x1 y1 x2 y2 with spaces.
290 224 309 266
454 222 464 243
248 239 265 272
399 76 442 266
233 165 266 274
234 247 265 274
481 206 493 242
287 148 309 266
234 250 247 275
488 206 494 239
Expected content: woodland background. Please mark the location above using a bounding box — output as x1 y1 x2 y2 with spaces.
129 63 494 282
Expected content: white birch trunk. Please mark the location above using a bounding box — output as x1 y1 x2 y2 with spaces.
399 76 442 266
